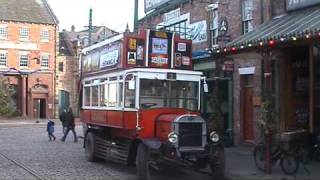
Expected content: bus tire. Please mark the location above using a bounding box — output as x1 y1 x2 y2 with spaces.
85 132 97 162
136 143 151 180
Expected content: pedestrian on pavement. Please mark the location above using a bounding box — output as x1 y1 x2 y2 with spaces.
61 107 78 142
46 119 56 141
59 109 67 134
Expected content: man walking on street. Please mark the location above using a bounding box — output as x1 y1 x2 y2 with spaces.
61 107 78 142
59 109 67 134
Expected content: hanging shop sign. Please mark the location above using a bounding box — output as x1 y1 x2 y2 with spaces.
145 0 170 12
286 0 320 11
148 30 173 68
190 20 207 44
219 18 229 36
99 45 120 69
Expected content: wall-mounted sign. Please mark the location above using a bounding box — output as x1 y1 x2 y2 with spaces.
182 56 190 66
163 8 180 23
145 0 170 12
239 67 255 75
286 0 320 11
129 38 137 50
175 53 182 67
99 45 120 69
190 20 207 44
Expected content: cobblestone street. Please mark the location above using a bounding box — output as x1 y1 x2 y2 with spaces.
0 121 211 180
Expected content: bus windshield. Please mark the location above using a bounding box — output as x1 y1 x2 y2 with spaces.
139 79 199 111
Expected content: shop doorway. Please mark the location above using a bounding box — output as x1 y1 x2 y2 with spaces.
240 75 254 141
33 99 46 119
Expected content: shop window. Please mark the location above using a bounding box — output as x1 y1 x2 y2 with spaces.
242 0 254 34
0 27 7 40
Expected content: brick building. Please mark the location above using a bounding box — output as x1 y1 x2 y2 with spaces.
0 0 58 118
55 26 119 117
222 0 320 144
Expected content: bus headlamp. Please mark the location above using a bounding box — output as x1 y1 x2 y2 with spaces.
210 131 219 142
168 132 178 143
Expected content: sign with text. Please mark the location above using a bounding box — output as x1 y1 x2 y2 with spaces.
286 0 320 11
190 20 207 44
145 0 170 12
99 45 120 69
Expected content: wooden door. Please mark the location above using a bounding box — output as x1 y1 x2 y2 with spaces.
241 87 254 141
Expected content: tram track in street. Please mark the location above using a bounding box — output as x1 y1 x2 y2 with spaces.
0 151 46 180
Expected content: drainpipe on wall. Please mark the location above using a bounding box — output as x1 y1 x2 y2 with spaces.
260 0 264 24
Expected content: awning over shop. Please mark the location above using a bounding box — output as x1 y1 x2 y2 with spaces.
224 5 320 50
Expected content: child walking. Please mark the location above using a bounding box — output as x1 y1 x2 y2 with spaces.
47 119 56 141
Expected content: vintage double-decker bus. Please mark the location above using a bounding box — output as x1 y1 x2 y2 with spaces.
79 29 225 179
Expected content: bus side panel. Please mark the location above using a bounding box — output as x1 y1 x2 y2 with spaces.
107 110 123 128
81 110 92 123
91 110 107 124
123 111 137 130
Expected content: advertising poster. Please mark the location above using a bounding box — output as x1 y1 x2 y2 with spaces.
99 45 120 69
174 41 191 69
91 51 100 71
148 30 173 68
126 38 145 67
152 38 168 54
127 52 136 65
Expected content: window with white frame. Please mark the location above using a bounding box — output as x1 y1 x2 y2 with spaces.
209 6 219 47
40 29 49 41
242 0 254 34
19 53 29 67
20 28 29 40
0 27 7 40
40 54 49 68
0 51 7 66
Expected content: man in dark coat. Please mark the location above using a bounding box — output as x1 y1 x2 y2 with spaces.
59 109 67 134
61 107 78 142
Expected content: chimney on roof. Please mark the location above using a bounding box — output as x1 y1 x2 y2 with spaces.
71 25 75 32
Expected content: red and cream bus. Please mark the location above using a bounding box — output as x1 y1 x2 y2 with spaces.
80 29 225 179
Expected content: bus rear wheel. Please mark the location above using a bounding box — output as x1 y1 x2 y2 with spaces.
85 132 98 162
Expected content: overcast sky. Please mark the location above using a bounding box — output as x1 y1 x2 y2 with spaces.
47 0 145 32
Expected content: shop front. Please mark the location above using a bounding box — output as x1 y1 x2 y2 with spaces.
218 5 320 144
